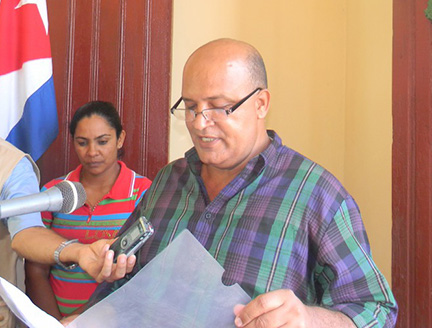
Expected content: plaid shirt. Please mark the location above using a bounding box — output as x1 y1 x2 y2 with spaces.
93 130 397 327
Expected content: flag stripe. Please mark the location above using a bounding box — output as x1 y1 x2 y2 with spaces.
6 76 58 161
0 58 53 138
0 0 58 161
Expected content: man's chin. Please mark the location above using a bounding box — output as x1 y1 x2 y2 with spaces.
201 158 241 172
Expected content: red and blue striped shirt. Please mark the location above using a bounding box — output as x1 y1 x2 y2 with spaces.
41 161 151 316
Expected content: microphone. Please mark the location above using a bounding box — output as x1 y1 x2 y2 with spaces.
0 181 87 219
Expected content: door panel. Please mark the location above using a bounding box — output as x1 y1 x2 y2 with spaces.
393 1 432 326
37 0 172 184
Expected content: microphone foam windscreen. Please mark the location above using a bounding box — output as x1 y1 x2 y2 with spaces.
55 181 87 213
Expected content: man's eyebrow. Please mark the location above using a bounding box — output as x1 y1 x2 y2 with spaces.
182 95 232 102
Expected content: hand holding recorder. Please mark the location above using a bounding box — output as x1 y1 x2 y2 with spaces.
110 216 154 262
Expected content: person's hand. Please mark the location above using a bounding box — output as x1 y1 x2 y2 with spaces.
233 289 313 328
76 239 136 283
60 314 78 326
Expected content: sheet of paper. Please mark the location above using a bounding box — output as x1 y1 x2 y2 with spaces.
0 277 62 328
0 229 251 327
68 229 251 328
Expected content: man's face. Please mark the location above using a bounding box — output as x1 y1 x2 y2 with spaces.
182 53 266 173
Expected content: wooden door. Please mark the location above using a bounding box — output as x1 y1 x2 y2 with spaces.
393 1 432 326
37 0 172 184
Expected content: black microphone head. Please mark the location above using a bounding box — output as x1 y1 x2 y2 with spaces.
54 181 87 213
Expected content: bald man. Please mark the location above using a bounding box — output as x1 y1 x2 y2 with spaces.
84 39 397 328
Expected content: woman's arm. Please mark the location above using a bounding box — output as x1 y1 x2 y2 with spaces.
25 260 62 320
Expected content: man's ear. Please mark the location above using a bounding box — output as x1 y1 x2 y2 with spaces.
255 89 270 119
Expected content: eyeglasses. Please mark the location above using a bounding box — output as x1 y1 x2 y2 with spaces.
170 87 262 122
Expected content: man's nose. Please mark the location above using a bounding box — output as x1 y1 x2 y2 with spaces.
190 110 213 129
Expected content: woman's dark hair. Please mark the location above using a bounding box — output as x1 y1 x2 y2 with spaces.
69 101 123 138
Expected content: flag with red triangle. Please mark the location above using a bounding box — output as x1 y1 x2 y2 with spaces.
0 0 58 161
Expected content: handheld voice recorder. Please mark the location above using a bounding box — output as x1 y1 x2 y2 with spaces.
110 216 154 262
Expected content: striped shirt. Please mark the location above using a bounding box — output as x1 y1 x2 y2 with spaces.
42 161 151 316
92 131 397 327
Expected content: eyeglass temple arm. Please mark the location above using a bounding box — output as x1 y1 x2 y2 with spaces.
170 97 183 114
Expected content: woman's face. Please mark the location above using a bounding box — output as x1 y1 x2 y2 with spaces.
73 114 125 177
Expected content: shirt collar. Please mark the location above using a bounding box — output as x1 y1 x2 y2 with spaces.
66 161 134 200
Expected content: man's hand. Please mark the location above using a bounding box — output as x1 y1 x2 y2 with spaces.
233 289 312 327
233 289 355 328
11 228 136 282
75 239 136 283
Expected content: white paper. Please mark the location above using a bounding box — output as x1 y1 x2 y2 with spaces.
0 229 251 328
0 277 62 328
69 229 251 328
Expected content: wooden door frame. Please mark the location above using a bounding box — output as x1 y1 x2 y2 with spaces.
392 1 432 327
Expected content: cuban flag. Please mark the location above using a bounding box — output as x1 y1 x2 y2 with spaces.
0 0 58 161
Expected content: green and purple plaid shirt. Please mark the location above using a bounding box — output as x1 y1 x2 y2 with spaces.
93 130 397 327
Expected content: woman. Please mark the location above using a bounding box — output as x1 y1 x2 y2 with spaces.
25 101 152 319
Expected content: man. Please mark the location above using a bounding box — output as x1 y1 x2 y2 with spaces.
88 39 397 327
0 137 135 327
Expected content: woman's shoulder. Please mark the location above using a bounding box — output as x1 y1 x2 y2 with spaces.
41 167 79 191
41 176 68 191
134 174 152 190
119 161 152 190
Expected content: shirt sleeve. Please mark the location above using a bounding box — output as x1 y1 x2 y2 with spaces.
1 157 45 239
316 196 397 327
134 176 152 207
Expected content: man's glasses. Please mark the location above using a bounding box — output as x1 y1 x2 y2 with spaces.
170 88 262 122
